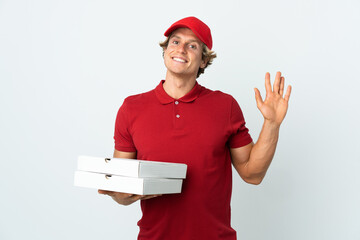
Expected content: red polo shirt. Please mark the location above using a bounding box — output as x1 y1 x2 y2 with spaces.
114 80 252 240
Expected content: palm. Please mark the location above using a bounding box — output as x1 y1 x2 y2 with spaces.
255 72 292 125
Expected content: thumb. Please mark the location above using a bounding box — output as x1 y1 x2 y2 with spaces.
98 189 113 196
254 88 263 108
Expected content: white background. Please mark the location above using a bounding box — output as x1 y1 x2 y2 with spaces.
1 0 359 239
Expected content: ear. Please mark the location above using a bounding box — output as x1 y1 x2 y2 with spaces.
200 59 207 69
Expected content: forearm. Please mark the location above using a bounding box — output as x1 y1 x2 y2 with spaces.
246 120 280 183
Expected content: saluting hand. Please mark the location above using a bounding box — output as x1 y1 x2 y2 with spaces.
254 72 292 126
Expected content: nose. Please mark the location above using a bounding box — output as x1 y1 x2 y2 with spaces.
176 43 187 54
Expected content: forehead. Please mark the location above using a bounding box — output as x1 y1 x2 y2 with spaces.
169 28 202 44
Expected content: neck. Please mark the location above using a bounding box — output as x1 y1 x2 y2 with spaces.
163 71 197 99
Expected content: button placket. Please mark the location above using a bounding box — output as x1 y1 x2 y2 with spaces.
174 100 180 119
173 100 183 129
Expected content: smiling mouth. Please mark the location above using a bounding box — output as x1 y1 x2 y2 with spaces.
172 57 187 63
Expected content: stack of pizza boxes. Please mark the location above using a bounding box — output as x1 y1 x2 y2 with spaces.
74 156 187 195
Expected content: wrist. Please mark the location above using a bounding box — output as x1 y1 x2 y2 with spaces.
263 119 281 131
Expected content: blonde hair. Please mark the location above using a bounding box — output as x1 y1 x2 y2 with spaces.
159 36 217 78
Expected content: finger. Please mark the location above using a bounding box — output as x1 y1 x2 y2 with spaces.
284 85 292 102
128 194 145 199
273 71 281 93
279 76 285 96
254 88 263 108
98 189 113 195
130 195 145 201
264 72 271 96
117 194 142 205
141 194 162 200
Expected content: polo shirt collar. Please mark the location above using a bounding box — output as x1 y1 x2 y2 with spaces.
155 80 202 104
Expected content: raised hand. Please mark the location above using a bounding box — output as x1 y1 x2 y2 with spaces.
254 72 291 126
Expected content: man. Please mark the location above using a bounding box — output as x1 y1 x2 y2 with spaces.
99 16 291 240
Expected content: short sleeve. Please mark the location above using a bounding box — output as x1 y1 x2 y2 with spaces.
113 99 137 152
228 98 253 148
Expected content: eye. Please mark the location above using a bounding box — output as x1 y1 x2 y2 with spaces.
172 40 179 45
189 44 197 49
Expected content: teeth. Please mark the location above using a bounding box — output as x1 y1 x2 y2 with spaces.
173 57 186 63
